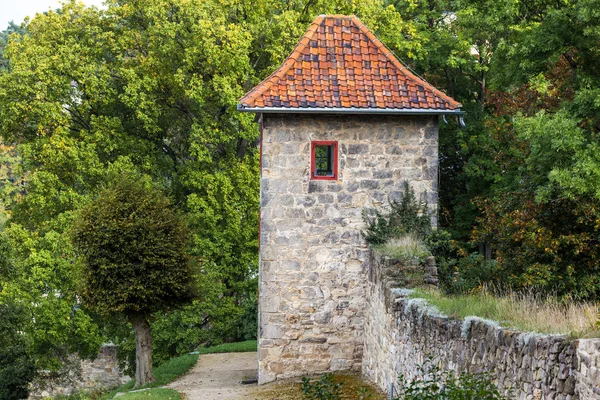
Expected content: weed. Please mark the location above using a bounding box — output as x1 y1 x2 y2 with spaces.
396 359 506 399
301 373 343 400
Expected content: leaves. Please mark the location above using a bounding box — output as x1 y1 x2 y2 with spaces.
71 174 198 318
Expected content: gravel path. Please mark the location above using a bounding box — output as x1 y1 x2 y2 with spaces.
166 352 260 400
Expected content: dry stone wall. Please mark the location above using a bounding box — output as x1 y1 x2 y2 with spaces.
258 113 439 384
29 345 129 399
362 251 600 400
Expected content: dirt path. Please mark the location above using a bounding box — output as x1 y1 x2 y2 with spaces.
166 352 261 400
166 352 385 400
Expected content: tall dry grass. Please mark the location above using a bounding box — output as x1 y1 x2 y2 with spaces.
412 287 599 337
374 233 431 262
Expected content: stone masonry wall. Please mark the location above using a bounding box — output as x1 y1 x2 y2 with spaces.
29 345 129 399
258 113 439 384
362 250 600 400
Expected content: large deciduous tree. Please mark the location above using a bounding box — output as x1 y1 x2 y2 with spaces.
0 0 427 374
71 175 197 386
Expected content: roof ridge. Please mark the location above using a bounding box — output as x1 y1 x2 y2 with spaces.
318 14 356 19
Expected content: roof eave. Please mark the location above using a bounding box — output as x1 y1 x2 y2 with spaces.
237 104 464 115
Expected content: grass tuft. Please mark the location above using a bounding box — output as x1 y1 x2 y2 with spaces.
411 288 599 337
374 234 430 262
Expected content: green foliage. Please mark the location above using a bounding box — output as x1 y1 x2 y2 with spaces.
0 220 103 375
0 301 36 400
363 183 431 246
440 253 500 295
380 0 600 300
195 340 257 354
396 360 506 400
0 22 27 71
474 192 600 298
0 0 263 374
425 230 455 262
238 290 259 341
301 374 343 400
71 174 197 318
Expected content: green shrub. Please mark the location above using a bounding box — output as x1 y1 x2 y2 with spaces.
0 344 36 400
445 254 501 295
363 182 431 246
396 360 506 400
0 301 35 400
238 290 258 341
426 229 454 261
301 373 343 400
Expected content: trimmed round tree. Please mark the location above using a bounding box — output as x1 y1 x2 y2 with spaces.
71 175 197 387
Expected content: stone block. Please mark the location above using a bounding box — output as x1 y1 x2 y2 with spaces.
348 144 369 154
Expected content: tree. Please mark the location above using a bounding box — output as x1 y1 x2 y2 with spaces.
0 21 27 71
0 0 260 372
71 175 197 386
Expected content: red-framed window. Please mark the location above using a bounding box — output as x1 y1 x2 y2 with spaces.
311 141 338 180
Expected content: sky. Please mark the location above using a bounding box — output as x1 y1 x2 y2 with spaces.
1 0 105 31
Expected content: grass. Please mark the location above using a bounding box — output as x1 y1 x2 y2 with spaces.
194 339 257 354
100 354 199 399
374 234 431 262
115 388 182 400
255 373 385 400
411 287 599 337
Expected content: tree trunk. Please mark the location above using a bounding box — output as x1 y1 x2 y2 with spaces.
131 315 155 387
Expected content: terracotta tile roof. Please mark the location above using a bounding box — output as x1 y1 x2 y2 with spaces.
238 15 461 113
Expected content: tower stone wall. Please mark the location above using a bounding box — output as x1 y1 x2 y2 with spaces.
258 113 439 383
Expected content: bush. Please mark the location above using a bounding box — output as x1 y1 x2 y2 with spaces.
0 344 36 400
426 229 455 261
301 374 343 400
363 182 431 246
238 290 258 341
440 253 501 295
396 360 506 399
0 302 35 400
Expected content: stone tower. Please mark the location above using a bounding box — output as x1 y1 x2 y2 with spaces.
238 14 462 384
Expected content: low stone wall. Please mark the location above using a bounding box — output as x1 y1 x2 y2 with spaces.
362 250 600 400
29 345 129 398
